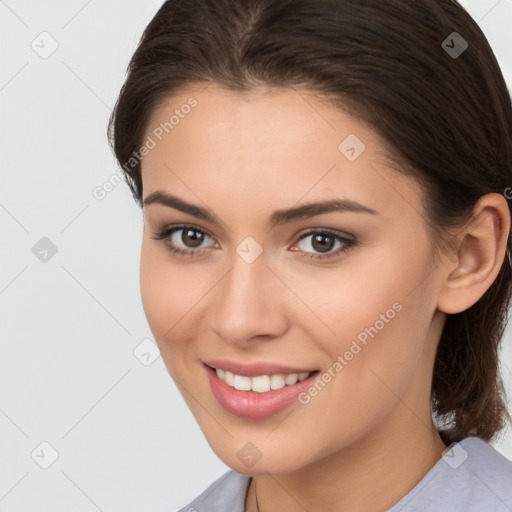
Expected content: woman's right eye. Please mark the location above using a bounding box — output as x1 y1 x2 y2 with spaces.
151 225 217 257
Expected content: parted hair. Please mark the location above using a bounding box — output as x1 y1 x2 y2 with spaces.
108 0 512 445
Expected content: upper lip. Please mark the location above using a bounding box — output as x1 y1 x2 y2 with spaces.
203 359 318 377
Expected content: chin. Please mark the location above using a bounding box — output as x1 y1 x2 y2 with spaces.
206 436 310 476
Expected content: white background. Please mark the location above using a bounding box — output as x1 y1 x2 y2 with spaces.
1 1 511 510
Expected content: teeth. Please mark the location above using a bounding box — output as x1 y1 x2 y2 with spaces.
224 370 234 386
251 375 270 393
270 374 286 390
215 368 312 392
233 374 252 391
285 373 298 385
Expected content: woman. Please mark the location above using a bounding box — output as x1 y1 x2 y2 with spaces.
108 0 512 510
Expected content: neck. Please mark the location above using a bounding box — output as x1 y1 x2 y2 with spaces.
246 415 447 512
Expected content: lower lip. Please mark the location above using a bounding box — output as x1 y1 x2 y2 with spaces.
205 364 320 419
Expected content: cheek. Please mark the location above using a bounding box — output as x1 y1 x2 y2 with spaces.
139 240 221 355
140 242 171 337
300 261 403 350
139 241 197 345
308 246 433 397
139 242 204 386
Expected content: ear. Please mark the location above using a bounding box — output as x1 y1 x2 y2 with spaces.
437 193 511 315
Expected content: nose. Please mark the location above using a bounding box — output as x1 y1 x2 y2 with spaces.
210 245 289 346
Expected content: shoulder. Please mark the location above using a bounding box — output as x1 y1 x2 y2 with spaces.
176 470 251 512
459 435 512 473
389 435 512 511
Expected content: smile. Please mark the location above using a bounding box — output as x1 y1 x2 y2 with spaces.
213 367 311 392
204 362 321 419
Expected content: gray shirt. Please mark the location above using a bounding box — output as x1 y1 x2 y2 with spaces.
177 436 512 511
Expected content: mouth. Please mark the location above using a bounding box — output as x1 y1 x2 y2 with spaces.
204 363 316 392
203 362 321 419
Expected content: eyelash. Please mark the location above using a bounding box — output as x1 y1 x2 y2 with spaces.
150 224 355 261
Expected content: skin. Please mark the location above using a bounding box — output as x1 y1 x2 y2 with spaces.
139 82 510 511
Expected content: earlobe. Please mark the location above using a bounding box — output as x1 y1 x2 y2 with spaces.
437 193 511 315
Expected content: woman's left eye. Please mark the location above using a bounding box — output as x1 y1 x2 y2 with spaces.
151 225 355 261
292 230 354 260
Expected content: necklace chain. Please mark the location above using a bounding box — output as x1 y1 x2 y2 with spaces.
254 478 260 512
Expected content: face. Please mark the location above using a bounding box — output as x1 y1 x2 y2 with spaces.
139 83 447 475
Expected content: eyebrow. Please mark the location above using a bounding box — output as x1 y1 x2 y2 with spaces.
143 190 379 227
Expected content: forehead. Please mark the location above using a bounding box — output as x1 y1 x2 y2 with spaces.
140 83 425 223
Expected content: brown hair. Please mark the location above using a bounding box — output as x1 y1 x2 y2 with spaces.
108 0 512 445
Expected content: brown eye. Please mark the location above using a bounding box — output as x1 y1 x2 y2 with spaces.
181 228 205 248
293 230 355 261
150 224 216 257
310 233 335 253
